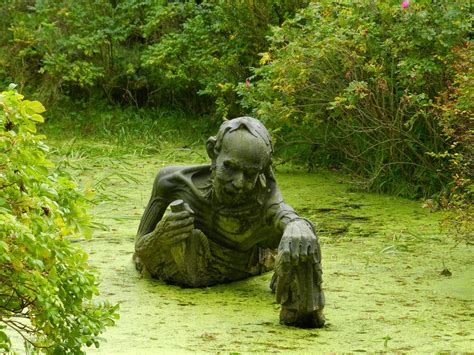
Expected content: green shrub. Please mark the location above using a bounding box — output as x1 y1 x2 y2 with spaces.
140 0 308 117
0 0 139 104
0 0 308 115
431 43 473 207
430 43 473 245
0 86 118 353
239 0 471 197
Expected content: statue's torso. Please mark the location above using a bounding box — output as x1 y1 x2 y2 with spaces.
196 203 268 250
145 165 280 285
166 165 277 252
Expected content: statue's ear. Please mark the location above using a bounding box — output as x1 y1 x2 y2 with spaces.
206 136 218 161
258 173 267 189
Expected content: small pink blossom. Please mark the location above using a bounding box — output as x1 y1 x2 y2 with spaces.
245 79 250 88
402 0 410 8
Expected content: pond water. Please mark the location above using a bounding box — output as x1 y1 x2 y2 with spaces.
44 144 474 352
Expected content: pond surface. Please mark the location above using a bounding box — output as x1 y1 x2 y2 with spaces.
60 144 474 353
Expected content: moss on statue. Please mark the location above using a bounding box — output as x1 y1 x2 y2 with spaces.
134 117 325 328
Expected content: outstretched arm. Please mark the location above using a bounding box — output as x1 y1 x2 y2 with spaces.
266 194 320 265
267 193 325 328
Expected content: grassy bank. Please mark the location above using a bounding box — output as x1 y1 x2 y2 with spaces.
40 102 213 156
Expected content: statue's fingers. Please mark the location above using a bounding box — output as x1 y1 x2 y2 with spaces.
165 223 194 238
183 202 194 214
161 227 193 245
168 216 194 229
308 236 317 262
278 238 291 265
300 236 309 260
173 231 193 244
312 243 321 264
166 210 191 221
278 236 289 252
275 275 290 304
290 237 300 265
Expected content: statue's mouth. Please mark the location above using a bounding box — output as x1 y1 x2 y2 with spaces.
224 187 240 195
221 187 254 204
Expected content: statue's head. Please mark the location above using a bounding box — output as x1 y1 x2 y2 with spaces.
206 117 273 205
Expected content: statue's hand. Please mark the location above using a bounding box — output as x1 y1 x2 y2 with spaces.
278 220 319 266
153 204 194 246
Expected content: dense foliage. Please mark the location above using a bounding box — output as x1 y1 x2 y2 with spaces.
0 87 118 352
239 0 471 198
0 0 306 116
431 44 473 245
0 0 471 200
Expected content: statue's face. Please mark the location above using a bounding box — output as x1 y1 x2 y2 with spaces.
213 130 269 205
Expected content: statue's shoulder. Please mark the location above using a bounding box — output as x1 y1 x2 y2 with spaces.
154 165 211 192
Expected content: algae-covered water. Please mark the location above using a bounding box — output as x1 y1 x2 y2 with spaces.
58 143 474 353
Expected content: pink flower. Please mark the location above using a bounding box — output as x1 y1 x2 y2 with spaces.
402 0 409 8
245 79 250 88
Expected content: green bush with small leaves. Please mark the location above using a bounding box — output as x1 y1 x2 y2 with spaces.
0 0 307 114
430 43 473 244
239 0 471 198
0 86 118 353
0 0 471 202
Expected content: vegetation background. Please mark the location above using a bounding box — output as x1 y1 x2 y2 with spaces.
1 0 471 200
0 0 472 352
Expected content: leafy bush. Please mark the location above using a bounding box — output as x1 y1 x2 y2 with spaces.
239 0 471 197
0 87 118 353
0 0 471 200
0 0 129 103
0 0 307 115
431 43 473 206
141 0 306 117
430 43 473 245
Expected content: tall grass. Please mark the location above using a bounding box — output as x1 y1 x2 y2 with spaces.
40 98 213 155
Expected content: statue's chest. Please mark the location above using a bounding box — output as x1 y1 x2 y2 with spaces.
208 208 263 246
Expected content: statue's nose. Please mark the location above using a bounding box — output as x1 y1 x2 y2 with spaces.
232 172 244 189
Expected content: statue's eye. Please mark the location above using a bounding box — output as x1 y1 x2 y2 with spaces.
223 161 234 170
245 170 258 179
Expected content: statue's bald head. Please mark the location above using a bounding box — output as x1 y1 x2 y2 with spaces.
207 117 273 168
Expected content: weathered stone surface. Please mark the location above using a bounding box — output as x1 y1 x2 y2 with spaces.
134 117 325 327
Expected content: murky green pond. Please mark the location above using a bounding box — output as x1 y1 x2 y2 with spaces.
47 142 474 353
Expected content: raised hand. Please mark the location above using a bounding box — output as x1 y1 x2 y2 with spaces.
152 200 195 246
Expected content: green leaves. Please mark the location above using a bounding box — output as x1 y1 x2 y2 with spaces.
0 0 308 115
240 0 471 198
0 89 118 353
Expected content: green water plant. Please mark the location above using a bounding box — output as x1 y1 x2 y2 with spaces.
0 86 118 353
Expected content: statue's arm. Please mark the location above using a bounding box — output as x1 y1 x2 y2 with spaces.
267 189 325 328
135 168 194 259
265 189 320 265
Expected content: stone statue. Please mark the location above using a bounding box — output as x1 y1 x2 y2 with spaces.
134 117 325 328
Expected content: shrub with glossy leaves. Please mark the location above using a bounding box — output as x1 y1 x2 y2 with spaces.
0 86 118 353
